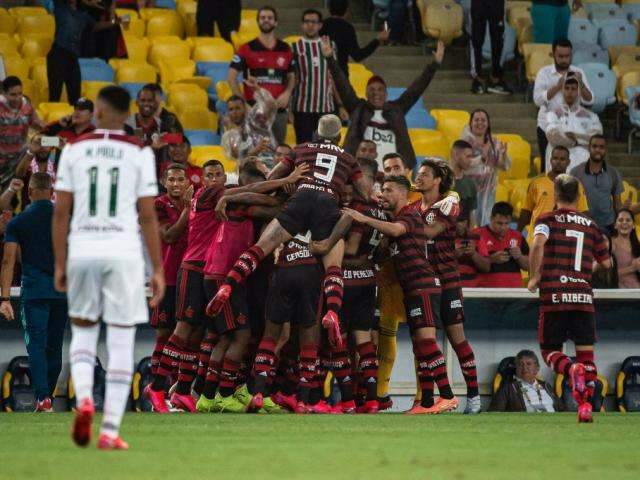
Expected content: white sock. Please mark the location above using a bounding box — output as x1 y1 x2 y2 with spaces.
69 323 100 405
101 325 136 438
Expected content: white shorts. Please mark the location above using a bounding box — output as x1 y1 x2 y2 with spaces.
67 257 148 326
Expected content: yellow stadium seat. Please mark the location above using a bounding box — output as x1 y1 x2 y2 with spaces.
609 46 640 66
622 181 638 205
430 109 470 146
241 9 258 21
148 41 191 68
524 45 553 83
139 7 177 21
38 102 74 122
9 6 48 16
283 35 302 45
505 178 532 217
122 35 149 62
183 12 197 37
496 182 509 203
21 36 52 59
146 14 185 38
516 24 533 55
21 77 39 107
190 145 236 172
409 129 449 159
17 14 54 38
192 39 234 62
349 67 374 98
495 133 532 180
231 15 260 50
0 12 16 34
532 156 541 175
178 106 218 130
81 81 114 102
421 2 464 45
159 58 196 86
117 10 145 38
215 80 236 102
0 6 6 14
618 71 640 104
0 33 19 56
4 56 30 80
285 124 296 147
115 61 157 84
507 5 532 30
177 0 197 18
168 84 208 113
149 35 184 45
612 52 640 80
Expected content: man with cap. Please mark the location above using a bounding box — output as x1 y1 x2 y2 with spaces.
161 132 204 189
44 97 96 146
321 36 444 170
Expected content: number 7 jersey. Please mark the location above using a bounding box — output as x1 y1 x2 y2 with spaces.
534 208 609 313
54 129 158 259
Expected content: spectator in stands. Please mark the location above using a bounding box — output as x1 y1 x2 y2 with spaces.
533 39 593 171
160 134 203 189
43 97 96 147
542 75 602 172
450 139 477 228
0 77 44 191
221 95 247 135
518 145 589 233
531 0 581 44
0 173 67 412
274 143 291 167
488 350 561 412
474 202 529 288
610 209 640 289
148 84 184 134
319 0 388 76
461 109 510 227
323 37 444 170
470 0 511 95
228 6 295 145
356 139 378 162
455 218 486 287
570 135 622 232
196 0 240 41
80 0 125 62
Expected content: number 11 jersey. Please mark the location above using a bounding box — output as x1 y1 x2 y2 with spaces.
55 129 158 259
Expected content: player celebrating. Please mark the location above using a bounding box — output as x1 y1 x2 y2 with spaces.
52 85 165 450
343 176 458 414
412 159 480 414
528 174 611 423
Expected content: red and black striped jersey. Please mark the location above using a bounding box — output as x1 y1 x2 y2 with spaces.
182 184 226 264
412 198 461 289
155 194 188 286
277 231 318 268
389 205 441 295
344 200 387 287
535 208 609 312
281 141 362 199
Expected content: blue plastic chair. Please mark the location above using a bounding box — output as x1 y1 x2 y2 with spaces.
406 110 437 129
482 23 516 66
596 19 638 49
587 3 625 22
573 45 610 66
627 85 640 153
568 18 599 48
622 4 640 23
578 62 617 114
79 58 114 82
119 82 146 100
154 0 177 9
185 130 221 146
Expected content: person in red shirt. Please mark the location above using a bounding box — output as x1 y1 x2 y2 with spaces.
44 98 96 146
474 201 530 288
158 134 203 188
454 217 486 288
528 173 611 423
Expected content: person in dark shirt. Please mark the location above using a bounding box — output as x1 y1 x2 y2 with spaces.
320 0 389 76
450 139 478 228
0 173 67 412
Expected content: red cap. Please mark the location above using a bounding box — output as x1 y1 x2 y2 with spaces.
367 75 387 88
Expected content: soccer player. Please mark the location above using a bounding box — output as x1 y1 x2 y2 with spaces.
52 85 165 450
528 173 611 423
208 114 369 348
343 176 458 414
413 159 480 414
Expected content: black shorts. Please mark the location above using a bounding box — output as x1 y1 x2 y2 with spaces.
151 286 177 329
276 188 340 241
440 287 465 327
203 278 249 335
403 290 441 334
341 284 377 332
266 264 323 327
175 266 208 326
246 262 271 337
538 310 597 349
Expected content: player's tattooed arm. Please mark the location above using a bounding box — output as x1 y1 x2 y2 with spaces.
342 207 406 237
309 213 354 255
161 185 193 244
527 233 548 292
215 192 281 221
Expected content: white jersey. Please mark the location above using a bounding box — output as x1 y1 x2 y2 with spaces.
55 129 158 260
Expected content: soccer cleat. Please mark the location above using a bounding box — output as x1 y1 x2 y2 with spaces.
71 398 95 447
434 396 459 413
170 392 196 413
377 396 393 411
405 403 440 415
97 434 129 451
294 401 309 414
234 384 263 412
337 400 357 414
259 396 285 414
356 400 379 414
463 395 481 414
321 311 343 348
144 384 170 413
307 400 332 414
569 362 587 404
578 402 593 423
196 394 216 413
212 392 247 413
35 397 53 412
272 391 298 412
206 284 232 317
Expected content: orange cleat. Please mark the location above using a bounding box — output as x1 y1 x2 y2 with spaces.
405 403 440 415
71 398 95 447
206 284 232 317
434 396 459 413
97 433 129 450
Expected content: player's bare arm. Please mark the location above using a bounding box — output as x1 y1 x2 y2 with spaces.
342 208 406 238
309 213 354 255
215 192 282 221
138 196 165 308
52 190 73 292
0 242 18 321
352 175 371 202
235 164 309 195
527 233 548 292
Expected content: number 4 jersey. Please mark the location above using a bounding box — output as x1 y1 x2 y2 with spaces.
55 129 158 259
534 208 609 313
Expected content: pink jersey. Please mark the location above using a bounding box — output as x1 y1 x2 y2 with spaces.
181 184 225 265
204 204 255 278
155 194 188 286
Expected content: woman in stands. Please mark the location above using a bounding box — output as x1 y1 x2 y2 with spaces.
610 209 640 289
461 109 510 227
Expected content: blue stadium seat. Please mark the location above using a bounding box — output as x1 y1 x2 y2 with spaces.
597 19 638 50
578 62 617 114
568 18 599 48
119 82 145 100
185 130 221 146
405 110 437 129
154 0 177 9
622 4 640 23
573 45 610 66
587 3 625 22
387 87 430 117
79 58 114 82
483 23 516 66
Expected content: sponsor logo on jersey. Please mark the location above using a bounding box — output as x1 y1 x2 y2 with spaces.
554 213 593 226
560 275 588 284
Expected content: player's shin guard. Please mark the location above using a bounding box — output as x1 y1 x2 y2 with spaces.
322 267 344 317
152 334 186 391
376 320 398 398
541 349 573 376
251 337 277 395
576 350 597 401
175 341 200 395
331 345 353 402
413 340 435 408
219 358 241 397
202 359 222 399
70 323 100 404
151 333 169 376
452 340 479 398
417 338 454 400
194 332 218 394
101 325 135 439
225 246 265 289
357 342 378 402
298 343 319 404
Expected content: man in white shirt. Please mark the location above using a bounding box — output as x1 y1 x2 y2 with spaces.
533 39 593 171
53 85 165 450
543 75 602 172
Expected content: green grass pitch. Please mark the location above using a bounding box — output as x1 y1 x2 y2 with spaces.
2 413 640 480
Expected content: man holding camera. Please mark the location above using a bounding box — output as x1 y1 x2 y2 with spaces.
44 98 95 146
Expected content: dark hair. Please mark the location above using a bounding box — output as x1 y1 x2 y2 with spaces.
329 0 348 16
203 159 225 171
554 174 580 204
163 163 187 177
551 145 570 157
382 152 403 163
383 175 411 192
239 161 267 182
258 5 277 21
277 143 291 150
491 201 513 218
469 109 495 151
552 38 573 51
589 133 606 145
29 172 52 190
419 158 454 195
358 157 378 178
139 83 162 98
2 76 22 92
302 8 322 22
564 77 579 87
516 350 540 368
359 139 376 147
452 139 472 151
227 95 245 104
97 85 131 113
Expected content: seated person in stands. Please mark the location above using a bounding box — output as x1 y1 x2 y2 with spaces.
221 95 247 135
542 74 602 172
455 217 486 287
610 209 640 289
474 202 529 288
489 350 562 412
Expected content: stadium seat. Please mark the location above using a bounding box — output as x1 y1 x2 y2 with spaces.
0 33 19 56
495 181 510 203
119 82 146 100
139 7 178 21
609 45 640 66
507 4 532 31
597 19 638 49
79 58 115 82
117 9 146 38
196 61 228 82
20 36 52 59
616 356 640 412
522 43 553 83
0 11 16 34
505 178 531 216
622 180 638 205
492 356 516 394
349 67 374 99
612 52 640 79
555 371 608 412
573 45 610 66
283 35 302 45
588 3 625 21
190 145 236 172
178 106 218 130
155 0 177 8
627 84 640 153
1 356 35 412
37 102 74 122
115 61 157 84
192 40 234 62
421 1 464 45
122 35 150 62
31 62 49 100
408 129 449 159
568 17 599 47
231 13 260 50
3 56 30 81
131 356 153 412
146 14 185 38
8 6 48 16
405 110 437 129
17 13 54 38
578 63 617 114
159 58 197 87
149 41 191 69
168 84 208 113
81 81 114 102
185 129 221 146
495 133 531 180
430 109 470 147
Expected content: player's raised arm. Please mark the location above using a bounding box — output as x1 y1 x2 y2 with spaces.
342 207 407 238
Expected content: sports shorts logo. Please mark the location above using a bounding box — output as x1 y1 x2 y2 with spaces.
449 299 462 309
409 307 422 317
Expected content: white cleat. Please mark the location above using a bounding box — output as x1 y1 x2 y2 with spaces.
463 395 481 414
